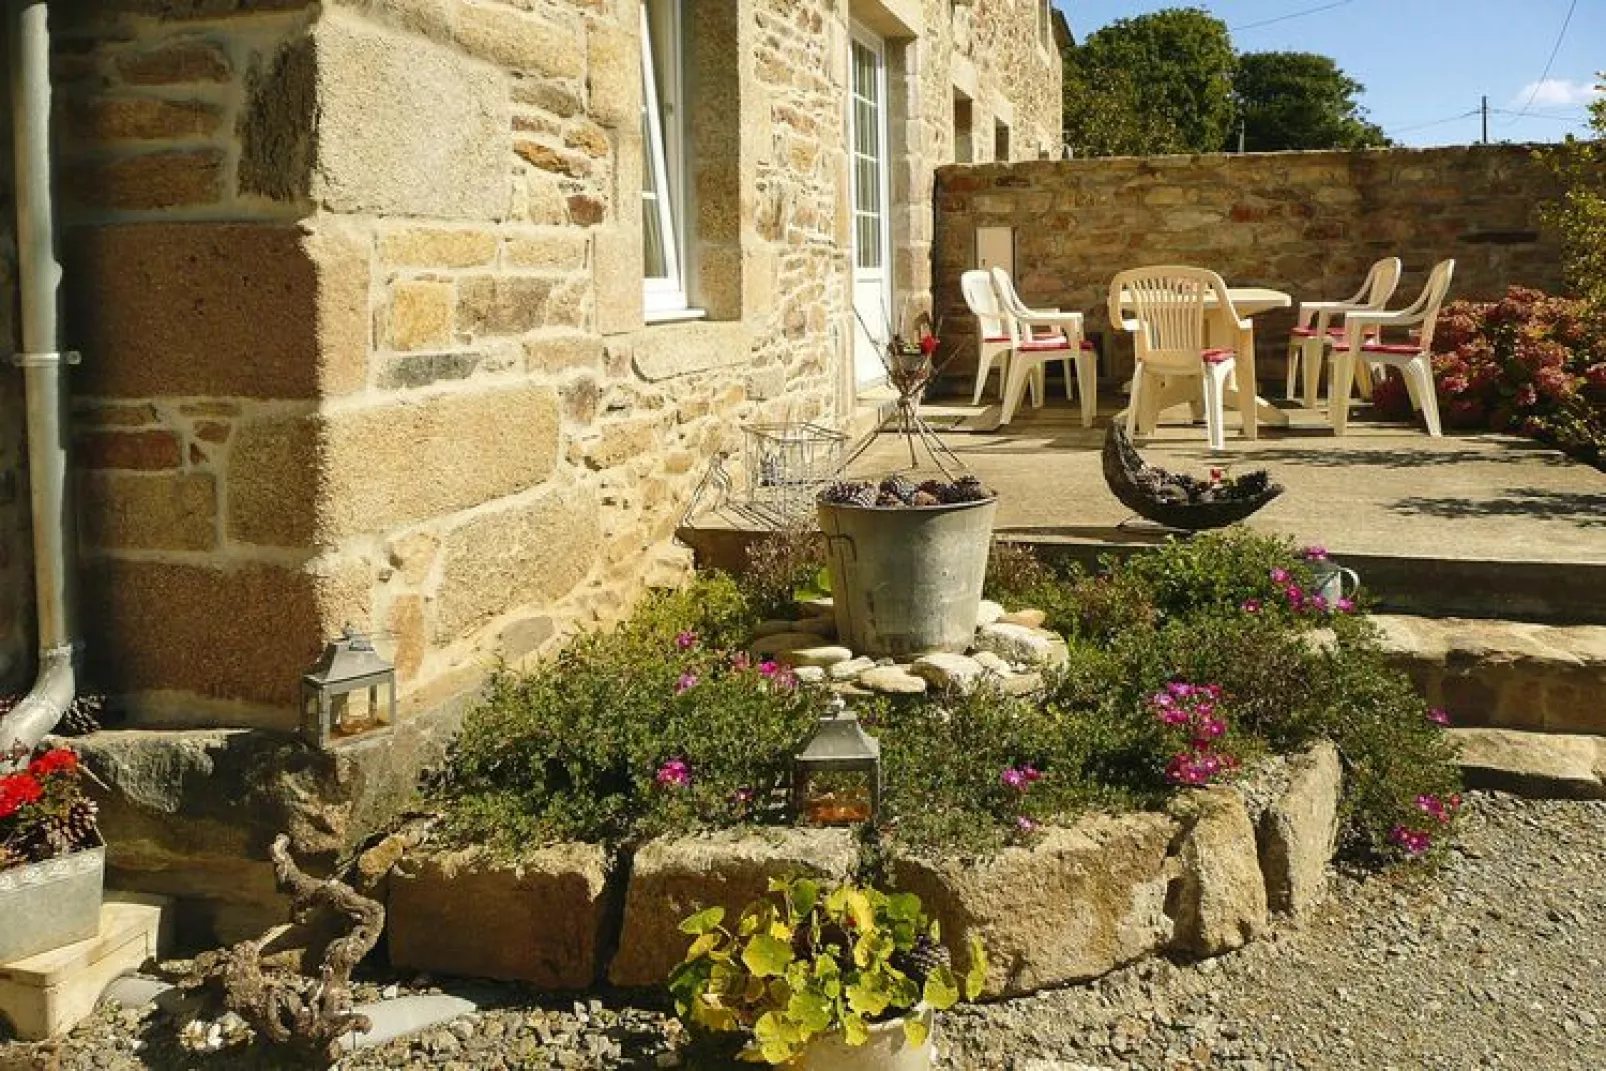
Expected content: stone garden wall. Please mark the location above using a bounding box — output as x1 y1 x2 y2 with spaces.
384 742 1343 997
931 145 1568 388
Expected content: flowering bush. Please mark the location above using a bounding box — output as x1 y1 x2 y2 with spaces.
1372 286 1606 468
1 745 99 872
435 576 829 851
1150 682 1239 786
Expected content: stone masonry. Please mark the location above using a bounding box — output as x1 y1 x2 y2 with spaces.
931 146 1569 390
0 1 1059 739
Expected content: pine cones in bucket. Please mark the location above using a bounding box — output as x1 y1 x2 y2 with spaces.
819 476 993 508
892 933 953 986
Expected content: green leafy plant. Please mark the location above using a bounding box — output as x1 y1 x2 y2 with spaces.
668 877 985 1065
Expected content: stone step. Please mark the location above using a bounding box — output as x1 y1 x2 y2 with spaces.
0 893 173 1040
1374 615 1606 735
1448 728 1606 800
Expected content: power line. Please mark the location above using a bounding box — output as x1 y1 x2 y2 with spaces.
1391 109 1480 135
1230 0 1355 32
1491 108 1589 123
1509 0 1580 121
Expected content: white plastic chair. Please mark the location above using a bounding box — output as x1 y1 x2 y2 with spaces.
1286 257 1402 406
960 270 1015 405
1331 259 1456 437
990 267 1097 428
1108 266 1244 452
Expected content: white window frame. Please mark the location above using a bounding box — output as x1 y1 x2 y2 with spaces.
641 0 698 321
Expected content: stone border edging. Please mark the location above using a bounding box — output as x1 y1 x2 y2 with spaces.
385 743 1343 999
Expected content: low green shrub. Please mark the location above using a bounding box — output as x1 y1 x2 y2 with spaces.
436 530 1461 867
433 575 829 852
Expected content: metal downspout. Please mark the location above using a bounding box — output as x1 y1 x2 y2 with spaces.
1 0 78 755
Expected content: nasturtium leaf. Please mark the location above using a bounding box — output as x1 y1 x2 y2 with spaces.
683 932 720 962
845 890 875 931
853 928 894 968
846 977 892 1017
922 965 960 1011
843 1014 869 1046
790 878 821 919
903 1014 930 1049
885 892 921 922
679 905 725 935
964 936 989 1001
741 934 793 978
788 990 833 1035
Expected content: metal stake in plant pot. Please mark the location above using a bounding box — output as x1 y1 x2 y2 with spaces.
817 495 997 658
0 836 104 962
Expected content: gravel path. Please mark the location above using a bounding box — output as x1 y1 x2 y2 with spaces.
5 793 1603 1071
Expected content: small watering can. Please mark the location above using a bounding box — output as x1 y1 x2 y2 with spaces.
1306 558 1359 606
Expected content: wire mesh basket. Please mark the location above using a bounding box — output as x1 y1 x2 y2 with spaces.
743 421 847 524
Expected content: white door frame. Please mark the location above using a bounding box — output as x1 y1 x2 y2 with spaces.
848 23 893 392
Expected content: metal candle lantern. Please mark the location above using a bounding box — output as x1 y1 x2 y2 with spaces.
792 699 882 825
301 626 396 749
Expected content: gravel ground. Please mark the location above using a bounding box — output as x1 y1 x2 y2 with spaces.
5 792 1603 1071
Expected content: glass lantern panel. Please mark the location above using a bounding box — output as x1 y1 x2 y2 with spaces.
799 769 873 825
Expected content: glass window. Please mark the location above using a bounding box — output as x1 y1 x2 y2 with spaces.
850 39 884 271
641 1 687 315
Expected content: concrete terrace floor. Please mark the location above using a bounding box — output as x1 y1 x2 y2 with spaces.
848 394 1606 568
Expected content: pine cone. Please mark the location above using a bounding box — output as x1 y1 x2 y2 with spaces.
941 475 993 504
0 844 28 873
58 694 105 737
879 476 918 505
912 491 940 506
42 799 99 854
892 934 952 985
820 481 878 508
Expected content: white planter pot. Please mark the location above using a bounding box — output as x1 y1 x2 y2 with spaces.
790 1016 935 1071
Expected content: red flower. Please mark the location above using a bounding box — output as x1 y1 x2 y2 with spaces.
919 332 939 356
0 773 44 819
27 748 77 779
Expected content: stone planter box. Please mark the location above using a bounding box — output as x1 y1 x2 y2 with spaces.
608 828 857 988
388 843 613 989
892 813 1179 999
0 842 105 963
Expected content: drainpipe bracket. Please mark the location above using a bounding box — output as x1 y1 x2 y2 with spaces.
9 350 80 368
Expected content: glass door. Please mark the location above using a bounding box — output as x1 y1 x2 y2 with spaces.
849 28 892 391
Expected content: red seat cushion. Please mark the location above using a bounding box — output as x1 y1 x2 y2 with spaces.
1018 338 1073 352
983 334 1010 343
1201 348 1235 365
1361 341 1422 356
1290 325 1348 338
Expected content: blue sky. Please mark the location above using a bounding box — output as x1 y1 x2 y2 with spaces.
1057 1 1604 147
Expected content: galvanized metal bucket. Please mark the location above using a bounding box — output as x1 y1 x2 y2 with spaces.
1308 561 1360 606
818 497 997 659
0 841 104 962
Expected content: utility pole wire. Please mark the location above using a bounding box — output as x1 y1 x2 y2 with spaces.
1508 0 1580 122
1230 0 1355 32
1391 109 1480 135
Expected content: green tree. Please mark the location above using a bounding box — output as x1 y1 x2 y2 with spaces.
1233 51 1390 151
1063 7 1237 156
1538 76 1606 310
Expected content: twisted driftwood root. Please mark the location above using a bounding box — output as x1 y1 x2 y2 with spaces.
182 833 385 1062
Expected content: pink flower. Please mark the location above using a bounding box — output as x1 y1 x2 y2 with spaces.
655 759 691 787
1426 708 1451 727
729 652 751 671
1388 824 1431 857
1310 594 1330 613
675 672 699 694
1021 764 1043 783
1270 568 1290 585
1016 816 1040 834
730 787 755 807
1157 706 1190 727
1195 715 1226 741
675 630 698 650
1284 584 1304 604
1241 598 1262 613
1336 597 1356 613
1001 767 1028 791
1302 546 1329 562
759 660 780 677
1416 794 1451 824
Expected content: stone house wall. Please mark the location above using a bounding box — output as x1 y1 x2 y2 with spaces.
0 0 1059 732
932 146 1568 388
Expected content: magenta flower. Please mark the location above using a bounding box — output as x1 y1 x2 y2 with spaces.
1310 594 1330 613
1195 714 1226 741
1021 764 1043 784
1426 707 1451 727
1001 767 1027 791
1270 567 1290 585
730 786 755 806
675 672 699 694
1302 546 1330 562
655 759 691 787
729 652 751 671
1336 597 1356 613
675 630 698 650
1241 598 1262 613
1416 794 1451 824
1016 816 1039 834
758 660 780 677
1388 825 1431 857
